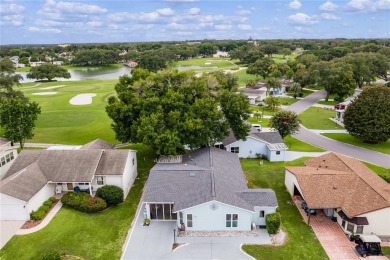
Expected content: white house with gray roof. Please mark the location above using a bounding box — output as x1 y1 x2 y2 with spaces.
0 139 137 221
0 138 18 181
143 147 278 231
219 127 287 162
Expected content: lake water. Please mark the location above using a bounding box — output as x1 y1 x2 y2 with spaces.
18 66 132 83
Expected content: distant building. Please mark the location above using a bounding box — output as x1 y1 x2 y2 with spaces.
213 51 229 58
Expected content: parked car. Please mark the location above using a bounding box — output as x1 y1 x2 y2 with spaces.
355 235 383 258
334 104 346 110
252 124 262 132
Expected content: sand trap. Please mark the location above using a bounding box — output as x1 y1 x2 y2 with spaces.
69 93 96 105
205 62 211 65
32 92 57 95
34 83 41 87
40 85 65 90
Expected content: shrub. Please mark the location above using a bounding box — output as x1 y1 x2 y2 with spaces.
378 173 390 184
39 205 50 213
298 92 303 97
48 197 56 203
96 185 124 206
41 251 61 260
43 200 53 207
266 212 281 234
61 192 107 213
30 210 46 221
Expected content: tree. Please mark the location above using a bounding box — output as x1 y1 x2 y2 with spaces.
0 57 25 100
289 82 302 97
26 63 71 81
265 77 281 96
246 57 275 79
72 48 117 66
280 48 292 59
343 87 390 144
106 69 250 155
0 97 41 149
137 53 167 72
264 96 281 111
269 110 300 139
199 43 217 56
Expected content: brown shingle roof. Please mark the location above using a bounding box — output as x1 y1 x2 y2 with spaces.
286 153 390 217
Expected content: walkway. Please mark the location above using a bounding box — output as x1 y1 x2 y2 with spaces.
16 201 62 235
285 90 328 114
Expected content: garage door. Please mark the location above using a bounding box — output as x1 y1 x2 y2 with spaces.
0 204 28 220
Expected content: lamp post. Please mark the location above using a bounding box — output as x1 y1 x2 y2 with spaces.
173 229 177 244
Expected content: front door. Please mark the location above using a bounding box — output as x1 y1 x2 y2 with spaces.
67 183 73 191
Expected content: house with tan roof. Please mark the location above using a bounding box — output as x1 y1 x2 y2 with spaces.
0 139 137 221
0 138 18 180
143 147 278 231
285 152 390 237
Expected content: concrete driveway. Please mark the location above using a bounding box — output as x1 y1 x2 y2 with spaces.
122 204 270 260
0 220 24 249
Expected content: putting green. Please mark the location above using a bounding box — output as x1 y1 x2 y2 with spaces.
19 80 118 145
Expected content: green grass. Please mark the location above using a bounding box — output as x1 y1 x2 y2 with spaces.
0 144 156 260
171 57 238 73
383 247 390 258
278 97 299 106
233 69 258 87
322 133 390 155
285 89 314 98
271 53 297 64
241 158 328 260
300 107 344 130
317 100 338 106
19 79 118 144
250 105 276 117
284 136 325 152
248 117 270 127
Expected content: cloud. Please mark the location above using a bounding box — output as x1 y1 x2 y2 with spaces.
187 7 200 15
319 1 338 11
167 22 189 30
1 14 23 26
0 3 25 14
39 0 107 16
85 21 103 28
321 12 340 19
288 0 302 10
238 24 252 30
156 8 175 16
288 13 318 25
376 0 390 9
236 6 252 15
345 0 390 11
214 24 232 30
28 26 61 33
108 11 161 23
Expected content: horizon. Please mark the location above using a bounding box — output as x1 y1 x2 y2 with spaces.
1 0 389 45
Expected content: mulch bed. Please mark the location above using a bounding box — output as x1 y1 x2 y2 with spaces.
21 199 59 229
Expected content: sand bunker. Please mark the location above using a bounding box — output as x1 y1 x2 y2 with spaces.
40 85 65 90
32 92 57 95
69 93 96 105
205 62 211 65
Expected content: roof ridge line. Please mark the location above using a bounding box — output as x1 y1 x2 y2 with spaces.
210 147 216 198
91 150 105 180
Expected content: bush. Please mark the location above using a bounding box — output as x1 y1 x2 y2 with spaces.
43 200 53 207
96 185 124 206
48 197 56 203
61 192 107 213
30 210 46 221
298 92 303 97
39 205 50 213
266 212 281 234
41 251 61 260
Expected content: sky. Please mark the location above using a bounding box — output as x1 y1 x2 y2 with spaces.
0 0 389 45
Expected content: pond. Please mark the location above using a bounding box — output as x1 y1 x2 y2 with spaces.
17 66 132 83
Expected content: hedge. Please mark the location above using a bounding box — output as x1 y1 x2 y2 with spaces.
96 185 123 206
30 197 57 221
266 212 281 234
61 192 107 213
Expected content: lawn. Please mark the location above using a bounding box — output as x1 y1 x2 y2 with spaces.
278 97 299 106
233 69 258 87
317 100 338 106
285 89 314 98
19 79 118 144
383 247 390 258
241 158 328 260
363 162 390 183
300 107 344 130
322 133 390 155
0 144 156 260
284 136 325 152
171 57 238 73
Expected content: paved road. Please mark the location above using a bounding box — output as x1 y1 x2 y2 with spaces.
285 90 390 168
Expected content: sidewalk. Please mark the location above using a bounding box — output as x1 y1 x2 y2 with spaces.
16 201 63 235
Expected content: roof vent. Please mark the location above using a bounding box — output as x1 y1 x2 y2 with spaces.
190 172 196 177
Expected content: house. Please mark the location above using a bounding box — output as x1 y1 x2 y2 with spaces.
334 100 352 123
0 138 18 180
52 61 63 65
124 60 138 68
239 88 267 105
212 51 229 58
142 147 278 231
0 139 137 220
29 61 45 67
285 153 390 237
219 127 287 162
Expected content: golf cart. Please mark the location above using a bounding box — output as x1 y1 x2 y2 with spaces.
355 234 383 257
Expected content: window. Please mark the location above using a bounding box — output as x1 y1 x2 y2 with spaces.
96 176 104 185
132 158 135 166
187 214 193 228
356 225 364 234
6 154 10 162
78 183 88 185
230 147 239 154
179 212 184 225
259 211 265 218
10 152 14 160
347 223 354 233
342 220 346 229
276 151 281 155
226 214 238 228
1 157 5 166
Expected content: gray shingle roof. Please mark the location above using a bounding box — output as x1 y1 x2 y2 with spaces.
81 139 115 150
143 147 278 212
222 128 285 146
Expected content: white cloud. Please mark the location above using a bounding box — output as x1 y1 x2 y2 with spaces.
236 7 252 15
0 3 25 14
39 0 107 15
320 1 338 11
214 24 232 30
28 26 61 33
167 22 189 30
288 13 318 25
174 31 193 36
288 0 302 10
85 21 103 28
238 24 252 30
108 11 161 23
132 24 154 30
187 7 200 15
321 12 340 19
156 8 175 16
376 0 390 9
347 0 390 11
1 14 23 26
